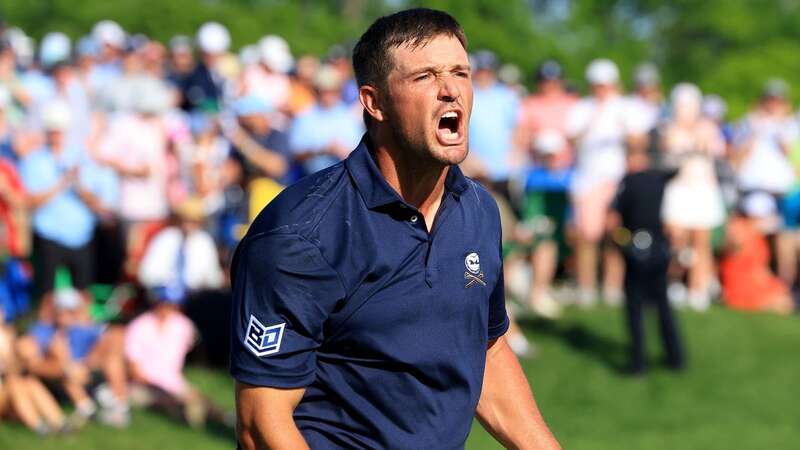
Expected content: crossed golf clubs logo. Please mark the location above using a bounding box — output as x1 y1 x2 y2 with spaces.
464 252 486 288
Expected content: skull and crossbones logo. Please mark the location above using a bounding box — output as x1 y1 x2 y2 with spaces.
464 252 486 288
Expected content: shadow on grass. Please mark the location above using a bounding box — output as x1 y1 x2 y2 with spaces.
140 407 235 443
518 316 630 373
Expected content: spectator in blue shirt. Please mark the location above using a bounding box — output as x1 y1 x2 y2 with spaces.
19 101 109 313
288 64 364 175
466 50 520 200
226 95 293 185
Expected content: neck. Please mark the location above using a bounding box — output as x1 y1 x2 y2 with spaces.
369 131 449 229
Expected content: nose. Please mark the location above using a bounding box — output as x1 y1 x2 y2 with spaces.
438 74 461 103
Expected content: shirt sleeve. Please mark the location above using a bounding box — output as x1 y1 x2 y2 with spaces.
487 221 510 340
229 232 346 388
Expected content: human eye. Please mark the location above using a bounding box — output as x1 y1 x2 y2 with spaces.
414 72 431 81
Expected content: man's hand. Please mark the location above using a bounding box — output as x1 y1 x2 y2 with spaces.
236 382 310 450
476 336 561 450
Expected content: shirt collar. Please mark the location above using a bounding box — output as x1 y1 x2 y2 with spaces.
346 135 470 210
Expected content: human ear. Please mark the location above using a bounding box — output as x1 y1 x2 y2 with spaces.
359 85 386 123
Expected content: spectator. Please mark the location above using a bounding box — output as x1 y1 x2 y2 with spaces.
87 20 125 99
181 22 230 112
465 50 520 200
516 60 577 170
16 287 129 428
659 83 726 310
0 310 67 434
720 193 794 314
0 118 29 259
138 197 224 292
512 130 573 318
325 44 359 105
287 55 319 116
227 95 291 184
627 62 664 136
0 39 31 120
0 136 31 321
566 58 647 306
289 64 364 175
733 79 800 291
239 35 293 113
95 79 171 277
165 35 195 108
19 101 105 316
125 284 231 429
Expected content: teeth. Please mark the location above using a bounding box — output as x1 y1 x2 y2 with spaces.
441 131 459 141
442 111 458 119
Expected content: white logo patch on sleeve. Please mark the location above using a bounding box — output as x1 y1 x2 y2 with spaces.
244 315 286 357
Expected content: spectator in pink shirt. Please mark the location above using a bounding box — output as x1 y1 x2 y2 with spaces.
125 283 231 429
95 79 171 277
516 60 577 169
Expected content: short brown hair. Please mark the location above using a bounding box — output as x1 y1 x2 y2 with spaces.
352 8 467 90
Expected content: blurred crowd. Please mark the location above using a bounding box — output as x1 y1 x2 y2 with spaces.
0 17 798 433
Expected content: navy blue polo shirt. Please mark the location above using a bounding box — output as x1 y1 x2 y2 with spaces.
230 137 509 449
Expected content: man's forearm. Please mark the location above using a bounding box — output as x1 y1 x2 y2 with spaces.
476 337 561 450
238 419 308 450
236 383 310 450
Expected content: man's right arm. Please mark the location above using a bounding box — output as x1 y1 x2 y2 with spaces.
236 382 309 450
229 233 346 449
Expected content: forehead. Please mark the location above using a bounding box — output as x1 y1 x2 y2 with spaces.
390 35 468 74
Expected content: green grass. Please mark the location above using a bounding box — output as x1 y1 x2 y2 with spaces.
1 307 797 449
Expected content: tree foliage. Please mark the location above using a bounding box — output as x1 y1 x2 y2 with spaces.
1 0 798 117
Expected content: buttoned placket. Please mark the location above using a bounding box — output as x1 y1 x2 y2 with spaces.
400 193 458 288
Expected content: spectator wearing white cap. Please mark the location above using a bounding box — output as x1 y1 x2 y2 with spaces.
179 22 230 112
288 64 364 175
238 35 293 113
19 101 111 317
659 83 726 310
566 58 648 306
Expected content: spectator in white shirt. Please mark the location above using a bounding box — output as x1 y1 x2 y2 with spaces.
566 59 648 307
138 196 224 292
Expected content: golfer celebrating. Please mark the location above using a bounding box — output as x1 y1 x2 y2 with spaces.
230 8 560 449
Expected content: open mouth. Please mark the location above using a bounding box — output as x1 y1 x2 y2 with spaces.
436 110 462 144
